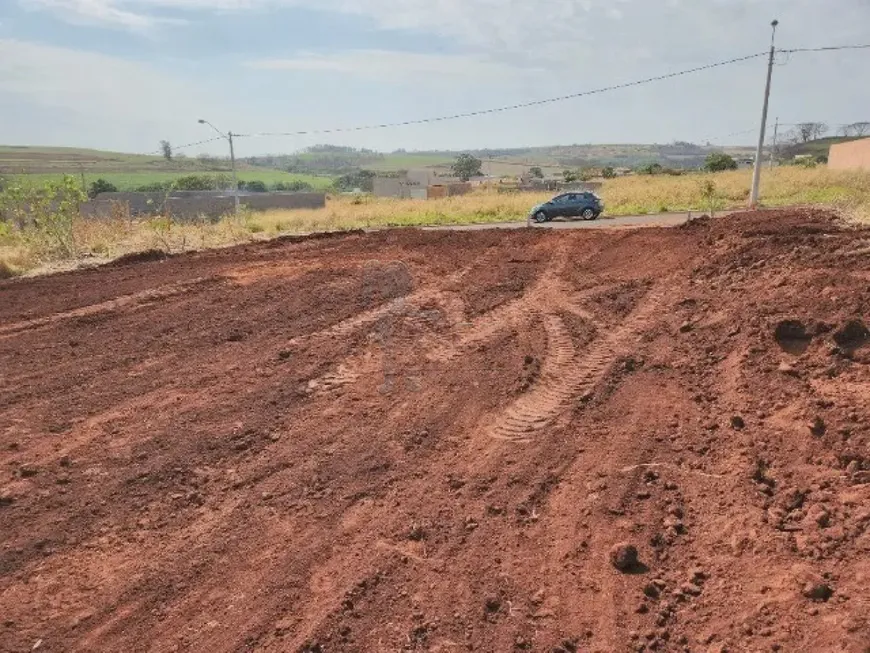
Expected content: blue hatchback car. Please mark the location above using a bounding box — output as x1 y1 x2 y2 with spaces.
529 191 604 223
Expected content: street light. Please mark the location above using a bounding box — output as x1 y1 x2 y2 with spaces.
197 118 240 215
749 19 779 208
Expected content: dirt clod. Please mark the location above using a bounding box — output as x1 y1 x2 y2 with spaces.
802 582 834 602
774 320 812 355
809 417 826 438
832 319 869 350
610 543 640 572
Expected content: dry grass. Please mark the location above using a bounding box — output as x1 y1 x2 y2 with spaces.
2 167 868 278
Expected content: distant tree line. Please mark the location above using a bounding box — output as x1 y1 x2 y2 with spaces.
84 174 316 197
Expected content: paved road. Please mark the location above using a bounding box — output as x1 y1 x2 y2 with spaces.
424 210 731 231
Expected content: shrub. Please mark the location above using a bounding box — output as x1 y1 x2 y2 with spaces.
240 180 268 193
134 182 170 192
704 152 738 173
0 175 86 258
638 163 664 175
274 180 314 192
602 166 616 179
172 175 217 191
88 178 118 199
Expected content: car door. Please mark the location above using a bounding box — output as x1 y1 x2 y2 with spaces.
563 193 582 217
549 194 570 217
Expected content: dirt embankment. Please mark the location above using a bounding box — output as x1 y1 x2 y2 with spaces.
1 210 869 653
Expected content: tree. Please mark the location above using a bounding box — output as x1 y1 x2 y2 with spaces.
529 166 544 179
160 140 173 161
841 122 870 137
602 166 616 179
795 122 828 143
703 152 738 173
562 169 579 183
451 154 482 181
87 178 118 199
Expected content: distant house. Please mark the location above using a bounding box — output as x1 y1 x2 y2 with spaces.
829 137 870 170
374 169 471 199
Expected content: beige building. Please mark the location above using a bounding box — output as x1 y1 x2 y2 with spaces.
829 137 870 171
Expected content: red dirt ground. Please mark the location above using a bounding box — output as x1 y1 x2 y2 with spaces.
1 210 869 653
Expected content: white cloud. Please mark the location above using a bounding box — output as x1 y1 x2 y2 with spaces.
250 50 545 81
0 38 200 121
20 0 172 29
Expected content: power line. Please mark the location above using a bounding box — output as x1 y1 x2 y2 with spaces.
780 44 870 53
236 52 768 140
142 42 870 156
145 135 225 156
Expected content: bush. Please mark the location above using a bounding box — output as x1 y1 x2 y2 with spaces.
88 178 118 199
274 180 314 192
240 180 267 192
0 175 85 258
704 152 738 173
134 182 170 192
602 167 616 179
172 175 217 191
638 163 664 175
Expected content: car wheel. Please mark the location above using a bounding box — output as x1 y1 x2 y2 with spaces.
533 211 549 224
581 208 595 220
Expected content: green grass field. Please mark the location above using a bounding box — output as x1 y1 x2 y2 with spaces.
0 145 334 190
6 170 334 191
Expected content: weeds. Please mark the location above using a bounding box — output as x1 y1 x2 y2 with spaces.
1 167 868 278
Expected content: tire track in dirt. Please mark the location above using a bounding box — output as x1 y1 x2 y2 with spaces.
0 276 223 339
488 284 667 442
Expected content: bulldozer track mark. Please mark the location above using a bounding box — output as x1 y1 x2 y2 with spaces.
489 285 666 442
306 364 361 394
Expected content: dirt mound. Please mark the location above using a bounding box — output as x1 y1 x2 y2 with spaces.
107 248 169 266
2 210 869 653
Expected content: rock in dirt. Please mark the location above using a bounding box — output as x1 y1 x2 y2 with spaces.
610 543 639 572
802 581 834 602
730 415 745 430
778 362 799 377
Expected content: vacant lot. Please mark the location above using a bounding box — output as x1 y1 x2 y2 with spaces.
1 209 869 652
2 167 870 277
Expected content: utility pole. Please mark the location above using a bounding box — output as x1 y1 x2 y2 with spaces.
769 116 779 169
749 19 779 208
227 131 239 215
197 118 240 216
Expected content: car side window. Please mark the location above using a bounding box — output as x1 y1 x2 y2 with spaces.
566 194 579 202
553 195 568 204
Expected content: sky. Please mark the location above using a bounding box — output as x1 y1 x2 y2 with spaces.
1 0 869 156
